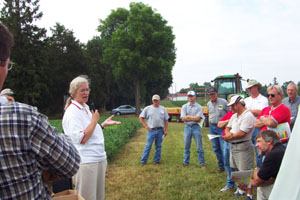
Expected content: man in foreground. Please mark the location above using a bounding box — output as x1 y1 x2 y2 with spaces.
240 130 285 200
140 94 169 164
181 91 205 167
0 24 80 199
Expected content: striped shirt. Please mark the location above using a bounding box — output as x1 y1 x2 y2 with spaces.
0 102 80 200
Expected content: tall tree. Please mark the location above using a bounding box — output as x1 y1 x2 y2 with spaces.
46 23 87 113
99 2 176 114
85 36 108 110
0 0 48 105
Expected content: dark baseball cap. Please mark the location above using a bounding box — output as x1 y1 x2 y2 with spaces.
207 87 217 94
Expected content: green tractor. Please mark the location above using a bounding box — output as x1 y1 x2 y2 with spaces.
212 73 247 100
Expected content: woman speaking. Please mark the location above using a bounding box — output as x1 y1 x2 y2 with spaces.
63 75 120 200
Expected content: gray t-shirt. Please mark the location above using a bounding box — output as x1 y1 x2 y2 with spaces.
139 105 169 128
227 109 256 143
207 98 230 124
283 96 300 126
180 102 204 126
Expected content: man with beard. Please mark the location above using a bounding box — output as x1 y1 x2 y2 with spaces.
239 130 285 200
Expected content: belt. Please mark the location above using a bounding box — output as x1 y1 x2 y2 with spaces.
210 123 218 126
152 127 163 130
231 140 248 145
187 124 199 127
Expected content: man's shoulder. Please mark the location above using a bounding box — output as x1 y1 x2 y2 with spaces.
159 105 166 109
181 103 189 108
217 98 227 104
0 102 38 115
295 96 300 103
282 97 289 103
258 93 268 100
268 143 285 158
279 103 290 111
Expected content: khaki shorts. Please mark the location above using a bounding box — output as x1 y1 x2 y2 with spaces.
230 140 254 170
257 184 274 200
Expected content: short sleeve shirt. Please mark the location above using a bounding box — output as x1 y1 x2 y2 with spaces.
227 110 256 143
207 98 230 124
258 104 291 131
245 94 269 111
258 143 285 180
139 105 169 128
219 111 234 136
181 102 205 126
283 96 300 126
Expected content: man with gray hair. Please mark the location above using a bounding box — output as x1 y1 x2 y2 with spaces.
223 95 255 198
239 130 285 200
140 94 169 165
255 85 291 143
283 82 300 130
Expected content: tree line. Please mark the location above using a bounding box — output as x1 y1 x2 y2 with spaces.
0 0 176 116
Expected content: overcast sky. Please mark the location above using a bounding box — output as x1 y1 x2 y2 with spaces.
37 0 300 92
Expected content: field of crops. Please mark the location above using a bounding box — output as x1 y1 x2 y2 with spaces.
49 116 141 160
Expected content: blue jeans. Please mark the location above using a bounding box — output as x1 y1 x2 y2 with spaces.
223 141 235 188
141 128 164 164
251 128 262 168
209 124 224 169
183 124 205 165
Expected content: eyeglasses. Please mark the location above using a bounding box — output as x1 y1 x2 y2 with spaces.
79 88 90 93
267 94 276 98
0 60 14 70
7 61 14 70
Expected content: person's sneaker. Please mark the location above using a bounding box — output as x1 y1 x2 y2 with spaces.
245 195 253 200
182 163 188 167
220 185 232 192
155 162 160 165
232 189 245 198
200 164 206 168
141 162 146 166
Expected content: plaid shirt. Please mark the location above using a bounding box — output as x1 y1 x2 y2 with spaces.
0 102 80 200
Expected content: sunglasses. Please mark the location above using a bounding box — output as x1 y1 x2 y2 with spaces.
267 94 276 98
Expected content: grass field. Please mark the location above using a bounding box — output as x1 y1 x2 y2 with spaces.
105 121 247 200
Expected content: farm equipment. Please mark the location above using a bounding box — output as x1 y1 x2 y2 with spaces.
212 73 246 99
167 73 246 126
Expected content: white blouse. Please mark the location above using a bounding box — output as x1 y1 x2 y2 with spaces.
62 100 106 163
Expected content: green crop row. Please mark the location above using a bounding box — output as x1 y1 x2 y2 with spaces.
102 117 141 160
49 116 141 160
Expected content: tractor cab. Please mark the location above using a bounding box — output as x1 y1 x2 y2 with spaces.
212 73 246 100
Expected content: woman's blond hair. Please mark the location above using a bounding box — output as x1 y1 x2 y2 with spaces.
64 75 89 110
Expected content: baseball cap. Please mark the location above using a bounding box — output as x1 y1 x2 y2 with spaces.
0 88 14 96
187 91 196 96
207 87 217 94
152 94 160 100
227 95 244 106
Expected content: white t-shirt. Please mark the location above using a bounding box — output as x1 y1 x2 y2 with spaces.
62 100 106 163
245 94 269 111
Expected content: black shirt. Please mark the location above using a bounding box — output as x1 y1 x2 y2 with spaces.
258 143 285 181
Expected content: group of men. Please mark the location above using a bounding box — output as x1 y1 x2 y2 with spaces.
139 80 299 200
1 22 299 199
